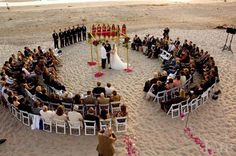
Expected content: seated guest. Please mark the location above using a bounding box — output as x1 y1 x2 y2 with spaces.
159 71 168 83
100 109 109 120
13 96 20 107
146 81 166 100
52 105 68 122
73 94 82 104
83 91 96 104
143 72 159 92
160 92 186 112
180 71 187 85
84 107 99 129
31 101 41 115
40 105 54 122
105 83 114 97
7 91 14 104
40 88 50 101
173 75 182 87
117 105 128 117
166 78 175 90
98 93 110 105
110 91 121 102
92 82 105 97
61 92 73 103
68 105 83 128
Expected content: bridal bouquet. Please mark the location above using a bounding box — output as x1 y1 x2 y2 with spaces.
92 40 100 46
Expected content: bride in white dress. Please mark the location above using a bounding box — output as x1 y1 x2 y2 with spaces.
110 44 127 70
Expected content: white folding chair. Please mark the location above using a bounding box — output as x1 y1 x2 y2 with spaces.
189 98 199 112
68 121 81 136
110 101 121 115
115 117 127 133
159 49 172 61
42 118 52 132
153 90 166 104
180 99 189 115
100 118 112 130
201 90 209 105
99 104 110 115
20 111 30 126
55 120 66 134
84 120 96 135
167 103 180 118
12 105 21 121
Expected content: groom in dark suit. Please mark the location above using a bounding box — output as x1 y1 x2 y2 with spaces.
104 40 112 69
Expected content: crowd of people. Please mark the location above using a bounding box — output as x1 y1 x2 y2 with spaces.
139 28 220 112
0 46 128 135
52 24 87 49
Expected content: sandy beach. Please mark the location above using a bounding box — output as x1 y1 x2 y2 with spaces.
0 0 236 156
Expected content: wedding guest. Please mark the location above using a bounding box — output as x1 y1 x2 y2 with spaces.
52 30 59 49
180 71 187 85
31 101 41 115
83 91 96 104
98 93 110 105
166 78 175 90
96 128 117 156
160 92 186 112
73 94 82 104
92 82 105 97
53 105 68 123
105 83 114 97
117 105 128 117
100 109 109 120
110 91 121 102
173 75 182 87
84 107 99 129
40 105 54 122
68 105 83 128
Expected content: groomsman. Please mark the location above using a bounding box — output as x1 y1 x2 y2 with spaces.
64 28 69 46
52 30 59 49
81 24 87 41
72 26 77 43
59 29 64 48
68 27 73 44
104 40 111 69
76 24 81 42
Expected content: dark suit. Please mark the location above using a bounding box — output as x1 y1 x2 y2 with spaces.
64 30 69 46
59 31 64 48
84 114 99 128
72 27 77 43
81 25 87 41
83 95 96 104
76 26 81 42
92 87 106 97
104 43 111 65
160 97 186 112
52 32 59 49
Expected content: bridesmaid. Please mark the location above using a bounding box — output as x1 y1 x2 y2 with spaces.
102 24 106 39
107 24 111 39
121 24 126 36
111 24 116 39
97 24 102 39
92 24 96 37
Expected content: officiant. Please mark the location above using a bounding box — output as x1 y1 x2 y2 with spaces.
100 43 107 69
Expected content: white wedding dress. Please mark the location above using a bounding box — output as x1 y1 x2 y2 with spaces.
110 46 127 70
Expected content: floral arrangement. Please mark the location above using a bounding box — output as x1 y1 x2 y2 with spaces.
123 135 139 156
124 37 130 49
93 40 100 46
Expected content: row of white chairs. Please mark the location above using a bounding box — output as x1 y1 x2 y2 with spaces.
166 83 216 118
4 100 127 136
147 75 192 104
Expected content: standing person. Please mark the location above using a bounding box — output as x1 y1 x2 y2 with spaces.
64 28 69 46
106 24 111 39
52 30 59 49
96 128 117 156
68 27 73 45
58 29 64 48
81 24 87 41
92 24 96 37
72 26 77 43
100 43 107 69
104 40 112 69
102 24 106 39
0 139 7 144
121 24 126 35
97 24 102 39
76 24 81 42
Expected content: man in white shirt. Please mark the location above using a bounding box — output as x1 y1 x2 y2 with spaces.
68 105 83 128
100 43 107 69
105 83 114 97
